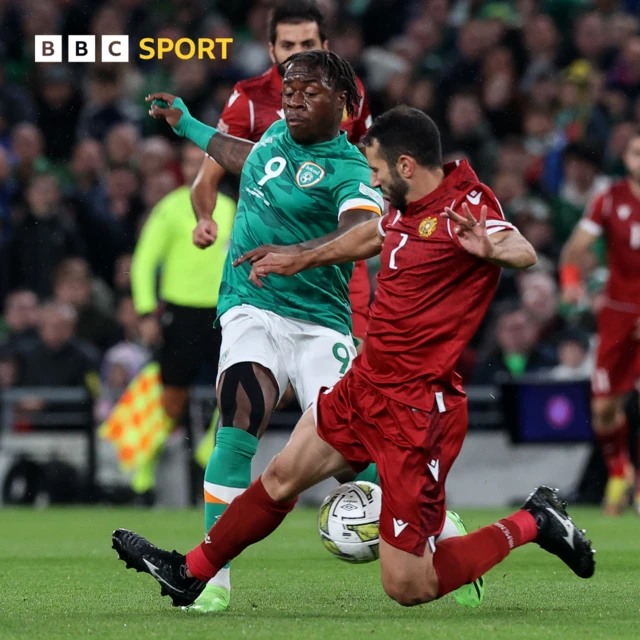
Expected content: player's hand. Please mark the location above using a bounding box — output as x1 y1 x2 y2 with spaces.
146 93 190 133
193 219 218 249
441 203 495 260
561 284 586 306
139 315 163 347
233 243 302 267
247 253 305 287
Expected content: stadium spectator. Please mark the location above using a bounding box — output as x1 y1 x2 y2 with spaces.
549 328 593 381
10 123 49 197
67 138 129 283
10 173 85 298
0 289 39 355
35 65 84 161
106 167 143 249
77 66 142 141
94 295 149 424
53 258 121 355
511 198 560 262
442 92 498 182
105 123 140 168
550 141 609 246
517 270 568 354
17 301 99 428
473 303 557 383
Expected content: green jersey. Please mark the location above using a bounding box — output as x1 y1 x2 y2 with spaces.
218 119 383 335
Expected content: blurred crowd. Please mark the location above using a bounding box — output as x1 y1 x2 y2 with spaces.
0 0 634 416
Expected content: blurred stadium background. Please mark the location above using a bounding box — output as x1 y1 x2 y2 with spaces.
1 0 638 510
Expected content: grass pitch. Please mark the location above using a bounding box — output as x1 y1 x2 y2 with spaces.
0 506 638 639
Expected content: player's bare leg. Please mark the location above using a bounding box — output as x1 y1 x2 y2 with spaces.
377 488 595 608
592 395 634 516
112 407 351 606
193 362 279 612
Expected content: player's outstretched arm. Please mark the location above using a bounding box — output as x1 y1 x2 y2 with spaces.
559 226 599 304
147 93 253 175
442 204 537 269
244 217 383 287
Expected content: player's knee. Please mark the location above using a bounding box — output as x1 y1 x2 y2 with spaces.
218 362 270 435
262 453 300 502
382 573 435 607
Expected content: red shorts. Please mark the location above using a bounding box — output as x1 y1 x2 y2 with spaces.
592 306 640 397
314 370 468 556
348 261 371 340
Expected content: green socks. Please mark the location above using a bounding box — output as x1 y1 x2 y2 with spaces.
354 463 379 485
204 427 259 531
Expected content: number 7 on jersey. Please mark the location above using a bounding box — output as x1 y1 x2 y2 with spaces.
389 233 409 270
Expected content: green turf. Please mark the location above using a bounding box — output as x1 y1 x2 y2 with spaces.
0 506 637 639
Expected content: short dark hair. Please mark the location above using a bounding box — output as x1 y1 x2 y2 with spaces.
563 141 603 170
362 105 442 169
284 50 360 117
268 0 327 45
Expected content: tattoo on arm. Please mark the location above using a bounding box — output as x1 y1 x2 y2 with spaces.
205 133 254 175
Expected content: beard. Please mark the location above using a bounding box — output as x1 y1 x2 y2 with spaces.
386 167 410 210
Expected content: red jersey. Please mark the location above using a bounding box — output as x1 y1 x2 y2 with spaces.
582 179 640 312
217 64 373 335
355 161 514 411
217 65 372 144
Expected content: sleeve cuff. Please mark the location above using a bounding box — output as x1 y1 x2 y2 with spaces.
338 198 382 219
486 220 518 235
578 218 603 236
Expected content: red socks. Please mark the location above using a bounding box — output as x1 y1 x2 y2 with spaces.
596 417 630 479
433 510 537 598
186 477 297 581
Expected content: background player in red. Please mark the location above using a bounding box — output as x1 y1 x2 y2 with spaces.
191 0 372 343
113 107 595 609
561 131 640 516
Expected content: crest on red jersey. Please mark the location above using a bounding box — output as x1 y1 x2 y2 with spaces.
419 217 438 238
618 204 631 220
296 162 325 188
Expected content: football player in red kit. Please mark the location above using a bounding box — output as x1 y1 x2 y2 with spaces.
191 0 372 342
113 107 595 609
561 131 640 515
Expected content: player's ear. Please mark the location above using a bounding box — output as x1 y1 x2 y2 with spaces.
268 42 276 65
397 154 415 179
337 90 346 112
322 40 329 50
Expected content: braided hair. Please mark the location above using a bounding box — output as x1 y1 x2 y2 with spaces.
282 50 361 118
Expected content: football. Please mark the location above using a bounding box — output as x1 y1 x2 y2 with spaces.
317 481 382 564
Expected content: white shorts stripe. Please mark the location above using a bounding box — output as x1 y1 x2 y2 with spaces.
435 392 446 413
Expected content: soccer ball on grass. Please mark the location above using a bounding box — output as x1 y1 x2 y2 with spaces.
317 481 382 564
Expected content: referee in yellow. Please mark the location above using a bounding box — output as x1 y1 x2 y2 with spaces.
131 142 235 497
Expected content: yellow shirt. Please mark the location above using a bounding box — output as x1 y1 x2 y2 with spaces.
131 186 235 313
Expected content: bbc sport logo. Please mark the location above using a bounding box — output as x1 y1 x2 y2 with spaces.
34 35 233 63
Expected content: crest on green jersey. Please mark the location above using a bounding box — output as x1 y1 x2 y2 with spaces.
296 162 325 188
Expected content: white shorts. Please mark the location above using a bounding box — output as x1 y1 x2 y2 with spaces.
217 304 357 410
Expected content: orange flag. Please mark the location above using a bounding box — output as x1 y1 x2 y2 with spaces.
98 362 172 472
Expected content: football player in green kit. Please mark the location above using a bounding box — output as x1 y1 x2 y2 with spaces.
144 50 483 612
